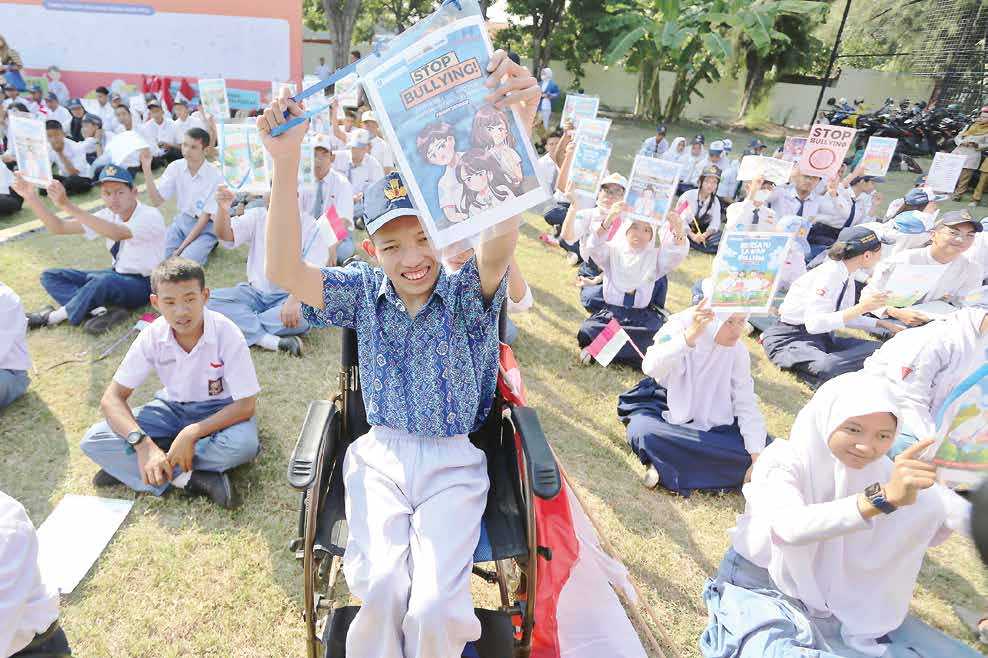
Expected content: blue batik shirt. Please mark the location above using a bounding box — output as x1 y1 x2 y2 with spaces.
300 257 507 438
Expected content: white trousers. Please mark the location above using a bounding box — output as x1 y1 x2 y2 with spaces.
540 101 552 131
343 426 489 658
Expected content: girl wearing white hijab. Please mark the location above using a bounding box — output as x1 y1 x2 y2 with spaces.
618 305 768 494
576 203 688 367
864 306 988 459
538 67 559 131
701 372 977 658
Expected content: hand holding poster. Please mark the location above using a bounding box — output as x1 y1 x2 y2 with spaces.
933 349 988 489
860 136 898 177
570 141 611 196
219 123 269 194
10 113 52 187
710 231 795 313
738 155 793 186
575 117 611 145
926 152 968 193
782 136 806 163
798 124 856 179
198 78 230 121
128 94 148 123
560 94 599 129
875 264 942 308
357 5 548 249
623 155 679 226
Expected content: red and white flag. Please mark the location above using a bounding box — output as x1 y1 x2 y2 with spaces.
585 318 636 367
323 205 349 246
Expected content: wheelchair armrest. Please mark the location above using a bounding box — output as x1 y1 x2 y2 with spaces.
287 400 336 490
511 406 561 500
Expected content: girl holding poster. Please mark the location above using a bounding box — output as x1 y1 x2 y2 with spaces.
618 305 768 495
678 166 722 254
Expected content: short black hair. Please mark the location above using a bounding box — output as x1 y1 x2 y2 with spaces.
11 102 28 113
45 120 64 132
185 127 210 147
151 257 206 294
95 86 110 95
351 49 361 58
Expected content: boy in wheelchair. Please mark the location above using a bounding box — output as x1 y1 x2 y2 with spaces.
257 51 541 658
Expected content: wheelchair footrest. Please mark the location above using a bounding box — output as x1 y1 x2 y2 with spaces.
322 606 514 658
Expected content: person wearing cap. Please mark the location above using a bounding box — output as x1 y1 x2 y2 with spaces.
1 83 20 110
806 171 882 261
24 86 43 116
141 127 224 266
558 168 625 277
639 125 669 159
539 67 559 131
761 225 901 388
65 98 85 141
12 165 166 333
360 110 395 172
334 128 384 224
951 106 988 202
258 49 538 658
43 92 71 133
862 210 984 327
46 66 70 105
885 180 941 220
79 113 105 166
744 138 767 157
298 134 354 264
679 165 723 254
45 119 93 195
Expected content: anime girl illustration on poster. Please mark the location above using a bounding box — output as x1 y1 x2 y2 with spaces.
623 155 680 226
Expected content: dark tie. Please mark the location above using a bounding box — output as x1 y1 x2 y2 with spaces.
796 197 805 217
841 198 857 229
312 180 325 217
622 291 636 308
752 208 760 225
834 278 849 312
110 240 121 267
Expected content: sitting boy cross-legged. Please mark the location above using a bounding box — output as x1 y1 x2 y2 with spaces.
258 51 539 657
80 258 261 509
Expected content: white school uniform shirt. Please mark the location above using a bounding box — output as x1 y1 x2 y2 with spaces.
535 153 558 194
863 246 984 316
155 159 222 218
716 158 739 200
142 117 179 150
0 283 30 372
678 188 722 232
0 491 60 658
779 258 878 333
48 138 92 178
767 185 839 224
681 151 706 185
113 309 261 403
966 233 988 279
643 310 767 454
817 186 874 230
572 206 604 260
221 206 332 295
94 101 118 132
299 169 355 228
83 202 167 276
48 81 70 105
585 225 688 308
639 136 669 158
369 136 395 170
47 105 72 133
333 150 384 197
172 114 207 139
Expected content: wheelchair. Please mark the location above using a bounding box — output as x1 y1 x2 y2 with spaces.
287 323 562 658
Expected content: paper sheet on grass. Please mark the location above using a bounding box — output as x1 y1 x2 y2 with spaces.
36 495 133 594
738 155 793 186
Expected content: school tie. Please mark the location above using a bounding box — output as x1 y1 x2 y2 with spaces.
841 198 857 229
312 180 325 217
834 278 849 312
796 197 805 217
751 208 760 226
622 291 636 308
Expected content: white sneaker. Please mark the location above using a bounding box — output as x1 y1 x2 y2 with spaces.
642 465 660 489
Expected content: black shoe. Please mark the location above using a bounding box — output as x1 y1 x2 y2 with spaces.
354 216 366 231
92 469 123 487
83 308 130 335
186 470 236 509
26 306 54 330
278 335 303 357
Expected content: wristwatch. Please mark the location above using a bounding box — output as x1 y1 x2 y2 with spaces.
125 430 149 448
865 482 897 514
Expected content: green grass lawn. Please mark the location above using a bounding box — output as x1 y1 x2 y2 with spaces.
0 119 986 657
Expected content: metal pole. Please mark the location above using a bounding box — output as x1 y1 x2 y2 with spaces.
811 0 853 125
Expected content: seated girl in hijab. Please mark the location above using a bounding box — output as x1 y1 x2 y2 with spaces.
761 225 901 388
700 372 979 658
577 203 688 368
443 248 532 345
618 304 768 495
864 306 988 459
679 166 723 254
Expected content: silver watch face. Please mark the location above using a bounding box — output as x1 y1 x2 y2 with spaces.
128 431 145 445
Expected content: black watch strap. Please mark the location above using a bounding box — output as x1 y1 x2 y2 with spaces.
865 482 896 514
126 430 148 447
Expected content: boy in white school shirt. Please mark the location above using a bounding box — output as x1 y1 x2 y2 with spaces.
360 110 395 173
208 185 334 356
43 93 71 132
0 283 30 409
143 99 181 165
298 134 355 264
141 127 224 265
45 119 93 195
335 128 383 226
80 258 261 509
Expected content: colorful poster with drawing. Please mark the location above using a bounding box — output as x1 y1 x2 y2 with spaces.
570 140 611 196
738 155 794 186
335 73 361 108
933 350 988 489
860 136 897 177
710 231 795 313
560 94 599 128
623 155 679 226
10 113 52 187
358 13 547 249
198 78 229 120
575 117 611 145
876 264 943 308
926 152 968 193
782 136 806 163
218 122 269 194
798 124 856 180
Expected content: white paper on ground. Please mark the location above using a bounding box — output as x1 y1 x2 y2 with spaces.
36 494 133 594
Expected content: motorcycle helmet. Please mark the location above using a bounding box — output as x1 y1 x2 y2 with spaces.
826 97 837 106
892 210 934 235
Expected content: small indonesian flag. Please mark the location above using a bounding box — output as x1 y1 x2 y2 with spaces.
324 205 349 246
605 217 622 241
585 318 631 367
135 312 158 332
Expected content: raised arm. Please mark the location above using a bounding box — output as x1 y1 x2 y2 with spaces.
139 149 166 207
641 310 698 380
11 176 84 235
212 186 236 243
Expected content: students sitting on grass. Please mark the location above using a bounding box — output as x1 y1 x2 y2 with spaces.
577 203 688 368
0 283 30 409
43 93 71 133
700 372 979 658
207 185 334 357
806 172 881 262
141 127 223 266
619 305 766 495
297 134 354 265
258 49 535 657
46 119 93 195
65 98 85 142
680 165 723 254
0 160 22 216
80 258 260 509
143 99 181 166
13 166 165 334
559 172 627 273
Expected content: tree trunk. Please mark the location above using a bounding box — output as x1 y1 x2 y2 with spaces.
324 0 363 69
637 58 662 120
736 52 766 121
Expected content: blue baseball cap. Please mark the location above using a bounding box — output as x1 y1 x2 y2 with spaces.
66 98 83 109
363 172 421 236
904 188 947 206
97 164 134 187
836 225 886 256
892 210 933 235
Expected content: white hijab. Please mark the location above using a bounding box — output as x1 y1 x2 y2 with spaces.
731 372 957 655
540 67 553 91
607 221 658 294
662 137 687 164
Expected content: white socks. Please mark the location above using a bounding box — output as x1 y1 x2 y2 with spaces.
257 334 281 351
47 306 68 325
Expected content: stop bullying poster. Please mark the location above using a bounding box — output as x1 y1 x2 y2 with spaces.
797 124 856 180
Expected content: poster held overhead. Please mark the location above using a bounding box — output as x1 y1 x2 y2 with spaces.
198 78 230 121
335 73 361 108
860 136 898 177
575 117 611 145
709 231 796 313
219 123 269 195
560 94 599 128
738 155 794 186
781 136 806 163
797 124 856 180
570 140 611 197
10 113 53 188
926 152 968 193
623 155 679 226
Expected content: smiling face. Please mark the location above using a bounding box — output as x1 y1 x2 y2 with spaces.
932 222 977 259
596 183 624 209
363 215 440 304
151 278 210 341
827 412 898 468
625 221 654 250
